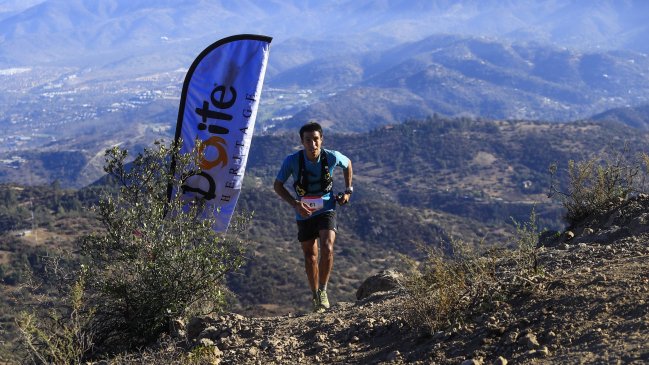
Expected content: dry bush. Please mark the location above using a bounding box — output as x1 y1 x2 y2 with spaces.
402 239 501 333
510 208 542 277
550 151 649 225
403 210 543 334
16 269 94 365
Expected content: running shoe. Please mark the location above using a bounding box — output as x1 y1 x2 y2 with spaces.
318 288 330 310
312 297 324 313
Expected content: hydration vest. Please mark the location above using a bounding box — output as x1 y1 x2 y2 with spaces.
293 150 333 197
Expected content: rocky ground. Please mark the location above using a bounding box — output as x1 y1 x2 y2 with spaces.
125 196 649 364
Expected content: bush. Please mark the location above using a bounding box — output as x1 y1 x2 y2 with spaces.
79 141 249 351
92 336 220 365
16 269 94 365
18 141 250 359
402 239 500 333
549 151 649 225
403 210 543 334
510 208 542 277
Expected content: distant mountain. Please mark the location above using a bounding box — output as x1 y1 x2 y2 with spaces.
3 1 649 182
270 36 649 132
590 103 649 130
2 0 649 71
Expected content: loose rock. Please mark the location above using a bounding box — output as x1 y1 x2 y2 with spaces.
537 346 550 357
520 333 540 349
169 318 186 339
386 350 400 361
461 358 484 365
199 326 221 341
198 338 215 347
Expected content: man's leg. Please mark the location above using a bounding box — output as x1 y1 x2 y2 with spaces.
301 239 319 297
318 229 336 289
316 229 335 310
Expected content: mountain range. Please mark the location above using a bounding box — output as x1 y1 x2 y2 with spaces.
2 0 649 145
271 35 649 130
591 103 649 130
2 0 649 70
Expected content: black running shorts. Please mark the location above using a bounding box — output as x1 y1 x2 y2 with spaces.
297 211 337 242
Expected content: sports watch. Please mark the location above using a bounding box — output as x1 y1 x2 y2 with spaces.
344 186 353 195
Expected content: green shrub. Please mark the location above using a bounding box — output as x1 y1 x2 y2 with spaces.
78 141 249 352
17 141 250 360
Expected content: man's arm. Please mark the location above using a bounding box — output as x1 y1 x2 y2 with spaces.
273 179 313 218
338 159 353 205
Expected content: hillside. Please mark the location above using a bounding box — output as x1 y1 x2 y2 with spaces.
591 103 649 130
4 116 649 315
87 193 649 364
2 117 649 362
3 116 649 357
229 117 649 314
247 117 648 227
4 115 646 210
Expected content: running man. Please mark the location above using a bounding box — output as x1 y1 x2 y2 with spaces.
273 122 353 313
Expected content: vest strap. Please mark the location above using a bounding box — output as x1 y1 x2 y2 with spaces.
293 150 333 197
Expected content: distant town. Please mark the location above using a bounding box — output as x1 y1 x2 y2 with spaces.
0 66 325 161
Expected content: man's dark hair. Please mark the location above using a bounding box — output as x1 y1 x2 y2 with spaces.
299 122 323 140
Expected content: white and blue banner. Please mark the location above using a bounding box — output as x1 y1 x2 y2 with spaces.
173 34 271 231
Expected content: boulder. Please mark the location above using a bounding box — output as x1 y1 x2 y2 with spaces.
356 269 404 300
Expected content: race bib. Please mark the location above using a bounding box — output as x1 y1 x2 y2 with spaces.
301 195 324 211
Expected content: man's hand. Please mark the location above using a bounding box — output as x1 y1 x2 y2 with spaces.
336 193 350 205
294 200 314 218
275 179 312 217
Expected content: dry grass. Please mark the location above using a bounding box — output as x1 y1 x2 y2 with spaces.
402 210 543 334
0 250 10 266
401 239 501 333
94 336 219 365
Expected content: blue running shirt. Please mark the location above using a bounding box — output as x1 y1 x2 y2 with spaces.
276 149 350 221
